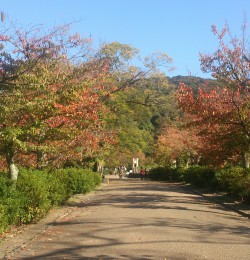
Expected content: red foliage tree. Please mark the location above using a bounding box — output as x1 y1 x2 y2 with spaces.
177 22 250 168
154 125 201 167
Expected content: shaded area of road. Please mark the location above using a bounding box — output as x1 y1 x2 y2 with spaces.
1 177 250 259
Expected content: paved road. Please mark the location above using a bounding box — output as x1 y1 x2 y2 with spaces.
1 177 250 259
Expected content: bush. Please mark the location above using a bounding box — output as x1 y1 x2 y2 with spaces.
148 167 183 182
0 175 11 232
46 171 69 206
0 174 12 198
16 169 52 223
0 167 102 234
56 168 102 194
0 174 25 229
182 166 217 189
148 166 217 188
216 167 250 202
0 204 8 234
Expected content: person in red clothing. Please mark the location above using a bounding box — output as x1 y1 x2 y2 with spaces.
139 167 145 180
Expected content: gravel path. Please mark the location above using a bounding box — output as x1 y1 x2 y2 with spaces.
1 177 250 259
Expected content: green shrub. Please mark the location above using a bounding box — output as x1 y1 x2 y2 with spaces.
16 169 52 223
5 191 27 225
216 167 250 202
0 174 26 229
148 167 183 182
56 168 101 194
0 167 101 234
92 170 102 186
0 204 8 234
0 175 11 198
182 166 217 189
0 175 11 232
216 167 244 194
46 171 69 206
148 167 169 181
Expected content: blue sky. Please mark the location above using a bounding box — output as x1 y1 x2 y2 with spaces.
1 0 249 78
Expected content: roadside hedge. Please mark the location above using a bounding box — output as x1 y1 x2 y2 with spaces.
216 167 250 203
149 165 250 203
181 166 217 189
0 168 102 234
148 167 183 182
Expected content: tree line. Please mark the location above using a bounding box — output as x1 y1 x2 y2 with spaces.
0 18 249 182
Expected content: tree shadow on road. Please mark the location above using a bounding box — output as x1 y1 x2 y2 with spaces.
5 179 250 260
15 213 250 260
67 180 246 220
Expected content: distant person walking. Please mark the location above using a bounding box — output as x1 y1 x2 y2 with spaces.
139 167 145 180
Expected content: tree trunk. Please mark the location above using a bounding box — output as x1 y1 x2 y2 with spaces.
6 153 19 180
243 151 250 169
97 161 104 174
185 160 190 169
36 150 48 169
176 158 181 168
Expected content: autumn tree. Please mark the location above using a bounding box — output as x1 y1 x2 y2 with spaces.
153 124 201 167
0 19 175 178
178 22 250 168
0 22 113 179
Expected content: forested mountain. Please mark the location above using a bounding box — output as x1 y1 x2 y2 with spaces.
101 75 217 170
168 75 217 90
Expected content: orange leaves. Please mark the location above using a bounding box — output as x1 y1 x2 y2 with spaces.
176 80 250 167
177 82 247 121
176 21 250 167
176 83 195 109
154 125 201 166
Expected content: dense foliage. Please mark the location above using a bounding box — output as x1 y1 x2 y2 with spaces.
0 168 101 233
